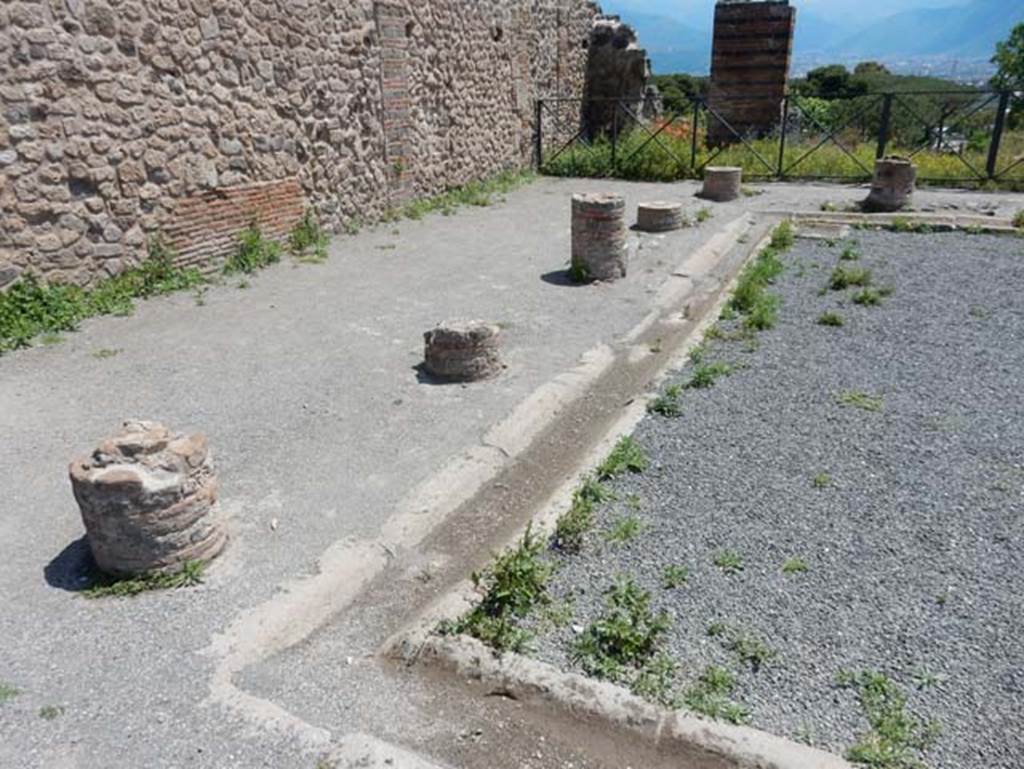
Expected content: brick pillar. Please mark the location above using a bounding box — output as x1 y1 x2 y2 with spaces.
707 1 796 146
375 2 413 204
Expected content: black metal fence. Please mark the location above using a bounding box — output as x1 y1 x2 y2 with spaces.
535 90 1022 185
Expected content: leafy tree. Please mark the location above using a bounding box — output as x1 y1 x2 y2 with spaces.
853 61 890 77
991 22 1024 128
797 65 868 99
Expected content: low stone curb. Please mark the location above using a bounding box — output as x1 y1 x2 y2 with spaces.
787 210 1020 235
395 633 853 769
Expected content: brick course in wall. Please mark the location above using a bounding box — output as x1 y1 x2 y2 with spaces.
0 0 596 288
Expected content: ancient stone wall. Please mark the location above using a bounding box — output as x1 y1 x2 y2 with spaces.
0 0 597 288
707 0 795 146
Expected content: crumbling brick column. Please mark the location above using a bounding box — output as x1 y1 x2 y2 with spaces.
69 421 226 576
423 322 504 381
707 1 796 146
571 193 627 281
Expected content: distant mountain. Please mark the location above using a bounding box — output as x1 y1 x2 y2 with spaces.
835 0 1024 58
602 0 1020 75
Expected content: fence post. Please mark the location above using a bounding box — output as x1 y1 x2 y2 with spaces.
690 99 700 175
611 101 619 172
777 95 790 180
876 93 894 159
986 91 1010 180
534 99 543 170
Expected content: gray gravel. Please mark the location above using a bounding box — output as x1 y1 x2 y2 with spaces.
527 230 1024 769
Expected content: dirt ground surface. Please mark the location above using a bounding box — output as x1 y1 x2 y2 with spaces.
1 178 1022 769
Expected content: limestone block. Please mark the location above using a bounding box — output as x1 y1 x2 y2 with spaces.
863 157 916 213
423 321 503 382
701 166 742 202
571 192 627 282
69 420 227 576
637 201 685 232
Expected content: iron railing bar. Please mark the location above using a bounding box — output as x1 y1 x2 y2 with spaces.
784 95 879 176
699 101 777 174
616 104 688 171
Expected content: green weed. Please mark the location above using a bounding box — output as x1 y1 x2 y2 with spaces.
289 210 329 263
818 311 845 327
0 236 204 354
840 242 861 261
684 665 749 724
603 514 644 544
394 170 534 221
770 220 795 251
812 473 832 489
830 266 873 290
447 524 551 652
713 550 744 574
597 437 648 480
662 565 689 589
40 332 64 346
39 705 64 720
688 361 734 389
783 557 810 574
224 221 282 275
572 577 674 703
91 347 122 359
554 476 612 553
648 384 683 417
0 682 19 704
82 560 205 599
744 293 780 331
696 207 712 223
837 390 884 412
725 630 776 671
1013 209 1024 229
853 287 883 306
840 671 940 769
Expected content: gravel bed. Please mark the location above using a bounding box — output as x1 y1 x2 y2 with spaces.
524 230 1024 769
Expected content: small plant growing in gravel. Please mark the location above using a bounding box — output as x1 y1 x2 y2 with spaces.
554 477 612 553
725 630 776 671
706 621 729 637
597 437 648 480
696 207 712 223
82 560 205 599
0 682 19 705
1013 209 1024 229
224 220 282 275
830 265 872 291
911 669 946 691
688 361 734 389
837 390 884 412
648 384 683 417
818 311 845 327
603 514 644 544
713 550 744 574
39 705 64 720
853 287 883 306
770 220 796 251
572 577 674 702
662 565 689 589
840 241 861 261
839 671 941 769
783 557 810 574
447 524 551 652
684 666 750 724
812 472 832 489
743 293 780 331
968 305 991 319
289 210 330 263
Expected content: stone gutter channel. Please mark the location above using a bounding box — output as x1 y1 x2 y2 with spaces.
215 209 1019 768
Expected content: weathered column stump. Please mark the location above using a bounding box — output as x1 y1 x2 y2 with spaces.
423 321 504 382
571 193 628 282
701 166 743 202
69 420 226 576
637 201 686 232
863 157 916 212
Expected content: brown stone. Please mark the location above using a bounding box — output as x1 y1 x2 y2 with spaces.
701 166 742 202
636 201 685 232
69 420 226 576
423 321 503 382
863 157 916 213
571 193 627 282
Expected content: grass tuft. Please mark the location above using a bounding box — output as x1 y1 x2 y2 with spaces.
713 550 744 574
224 220 282 275
688 361 734 389
0 682 19 705
446 524 551 653
603 514 644 544
554 476 613 553
840 671 941 769
648 384 683 418
289 210 330 263
662 565 689 589
818 311 845 327
684 665 750 724
597 437 648 480
572 577 676 705
837 390 884 412
830 265 873 291
783 557 810 574
82 560 205 599
1013 209 1024 229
